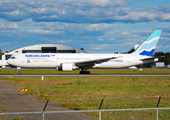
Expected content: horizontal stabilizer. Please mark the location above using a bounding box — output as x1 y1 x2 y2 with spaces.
139 57 158 62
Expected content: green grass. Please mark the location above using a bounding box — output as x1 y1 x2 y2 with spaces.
1 68 170 74
1 76 170 119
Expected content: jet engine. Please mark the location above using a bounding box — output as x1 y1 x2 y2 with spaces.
58 63 73 71
58 63 79 71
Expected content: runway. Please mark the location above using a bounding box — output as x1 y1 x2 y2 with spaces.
0 74 170 77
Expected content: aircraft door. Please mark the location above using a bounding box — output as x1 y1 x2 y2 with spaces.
21 56 25 62
51 58 55 63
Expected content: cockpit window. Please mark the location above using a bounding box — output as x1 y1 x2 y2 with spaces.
10 57 16 59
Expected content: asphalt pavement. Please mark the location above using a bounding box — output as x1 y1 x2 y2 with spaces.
0 80 96 120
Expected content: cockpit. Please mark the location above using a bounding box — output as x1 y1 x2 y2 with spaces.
9 57 16 59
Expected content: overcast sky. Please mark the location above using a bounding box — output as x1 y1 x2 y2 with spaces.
0 0 170 53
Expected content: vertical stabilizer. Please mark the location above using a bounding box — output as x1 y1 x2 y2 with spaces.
133 30 162 56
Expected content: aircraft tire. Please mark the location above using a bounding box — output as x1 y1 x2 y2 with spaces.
18 71 21 75
87 71 90 74
79 71 90 74
79 71 83 74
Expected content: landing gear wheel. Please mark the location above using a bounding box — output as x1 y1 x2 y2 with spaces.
18 71 21 75
79 71 90 74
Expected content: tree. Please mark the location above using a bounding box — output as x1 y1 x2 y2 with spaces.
153 52 170 65
0 49 4 60
80 48 84 51
126 48 135 53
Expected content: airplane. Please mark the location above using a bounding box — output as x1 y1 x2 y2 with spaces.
7 30 162 74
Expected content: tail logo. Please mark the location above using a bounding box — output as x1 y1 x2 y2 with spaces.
133 30 162 57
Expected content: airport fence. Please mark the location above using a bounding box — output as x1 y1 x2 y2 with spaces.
1 77 170 119
1 107 170 120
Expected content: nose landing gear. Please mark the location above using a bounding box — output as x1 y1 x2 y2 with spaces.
18 71 21 75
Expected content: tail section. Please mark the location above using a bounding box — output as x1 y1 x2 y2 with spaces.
133 30 162 57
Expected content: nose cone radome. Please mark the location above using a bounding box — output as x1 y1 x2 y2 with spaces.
6 59 14 65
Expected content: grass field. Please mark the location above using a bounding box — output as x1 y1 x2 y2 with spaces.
1 74 170 120
1 68 170 74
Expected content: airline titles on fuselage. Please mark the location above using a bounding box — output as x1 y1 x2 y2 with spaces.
26 54 52 63
25 55 51 57
109 56 123 62
25 54 123 63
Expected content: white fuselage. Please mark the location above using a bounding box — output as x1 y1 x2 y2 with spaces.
7 53 154 69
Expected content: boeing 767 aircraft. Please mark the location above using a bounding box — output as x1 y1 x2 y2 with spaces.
7 30 162 74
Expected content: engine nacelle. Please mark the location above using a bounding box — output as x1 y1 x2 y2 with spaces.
58 63 73 71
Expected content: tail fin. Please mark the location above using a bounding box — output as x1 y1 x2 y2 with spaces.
133 30 162 57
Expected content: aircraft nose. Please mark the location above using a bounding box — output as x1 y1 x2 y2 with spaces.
7 59 14 65
6 59 11 64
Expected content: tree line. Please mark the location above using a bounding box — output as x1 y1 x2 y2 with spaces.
153 52 170 65
0 49 14 60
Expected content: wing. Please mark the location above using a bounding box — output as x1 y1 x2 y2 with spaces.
74 57 117 70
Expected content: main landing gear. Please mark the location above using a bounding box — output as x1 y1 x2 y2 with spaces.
79 71 90 74
17 67 21 75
